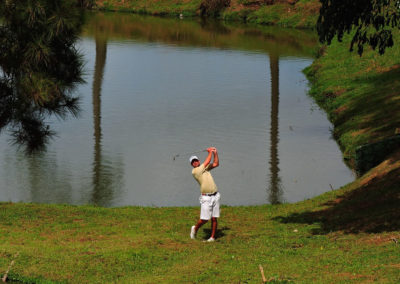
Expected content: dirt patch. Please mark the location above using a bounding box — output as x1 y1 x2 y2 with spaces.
156 240 192 250
351 129 370 137
334 105 348 115
388 263 400 268
324 92 338 99
356 234 400 245
332 197 343 204
323 89 347 101
359 151 400 187
334 88 346 97
376 64 400 73
226 0 260 12
297 0 321 13
80 251 96 255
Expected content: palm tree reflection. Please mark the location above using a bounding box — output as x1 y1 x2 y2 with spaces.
91 36 124 206
267 54 284 204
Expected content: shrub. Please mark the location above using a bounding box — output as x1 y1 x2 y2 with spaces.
77 0 95 9
199 0 231 16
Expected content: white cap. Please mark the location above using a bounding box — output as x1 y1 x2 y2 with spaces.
189 155 199 164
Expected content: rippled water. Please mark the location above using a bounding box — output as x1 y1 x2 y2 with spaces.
0 13 354 206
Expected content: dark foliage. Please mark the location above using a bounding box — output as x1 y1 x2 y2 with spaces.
77 0 95 9
200 0 231 17
318 0 400 55
0 0 85 153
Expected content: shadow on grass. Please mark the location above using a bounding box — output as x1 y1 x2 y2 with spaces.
273 154 400 234
202 226 230 240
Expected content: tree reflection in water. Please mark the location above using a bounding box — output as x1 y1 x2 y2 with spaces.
0 1 125 206
0 0 84 152
268 54 284 204
91 36 113 206
90 32 125 207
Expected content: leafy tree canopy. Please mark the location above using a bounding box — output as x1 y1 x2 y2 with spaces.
317 0 400 55
0 0 85 152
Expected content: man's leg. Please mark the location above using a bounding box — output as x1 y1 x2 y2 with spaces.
210 217 217 239
207 193 220 241
195 219 208 232
198 196 212 233
191 196 212 239
191 219 207 239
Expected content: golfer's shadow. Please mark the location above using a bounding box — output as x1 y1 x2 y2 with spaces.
202 226 230 240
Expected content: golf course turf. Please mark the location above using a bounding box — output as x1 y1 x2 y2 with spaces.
1 158 399 283
1 4 400 284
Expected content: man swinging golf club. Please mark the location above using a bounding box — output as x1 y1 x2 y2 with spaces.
190 146 220 242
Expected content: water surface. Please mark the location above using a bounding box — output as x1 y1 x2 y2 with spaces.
0 13 354 206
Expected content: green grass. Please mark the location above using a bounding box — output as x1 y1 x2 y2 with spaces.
95 0 201 17
1 154 400 284
222 0 320 28
93 0 320 29
304 32 400 164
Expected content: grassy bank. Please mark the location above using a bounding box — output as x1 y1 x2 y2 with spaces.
222 0 320 28
304 32 400 166
95 0 201 17
94 0 320 28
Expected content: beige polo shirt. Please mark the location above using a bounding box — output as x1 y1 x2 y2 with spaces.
192 163 218 194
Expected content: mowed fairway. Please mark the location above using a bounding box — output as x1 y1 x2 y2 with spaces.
1 153 399 283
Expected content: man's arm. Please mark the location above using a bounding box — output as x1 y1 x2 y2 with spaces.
212 148 219 168
207 147 219 170
203 147 214 168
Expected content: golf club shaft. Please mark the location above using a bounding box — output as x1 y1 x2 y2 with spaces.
173 149 207 160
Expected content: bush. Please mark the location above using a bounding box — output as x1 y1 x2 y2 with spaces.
200 0 231 16
77 0 95 9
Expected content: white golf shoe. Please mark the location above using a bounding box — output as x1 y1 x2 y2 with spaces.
190 226 196 239
205 237 215 242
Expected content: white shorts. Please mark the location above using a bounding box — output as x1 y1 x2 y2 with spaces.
199 192 220 220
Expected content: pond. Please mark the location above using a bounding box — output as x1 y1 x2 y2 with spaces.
0 12 354 207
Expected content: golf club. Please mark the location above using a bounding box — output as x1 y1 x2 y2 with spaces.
172 149 208 161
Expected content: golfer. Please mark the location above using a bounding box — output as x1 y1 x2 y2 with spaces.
189 147 220 242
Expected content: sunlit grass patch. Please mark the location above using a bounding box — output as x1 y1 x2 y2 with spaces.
95 0 201 16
